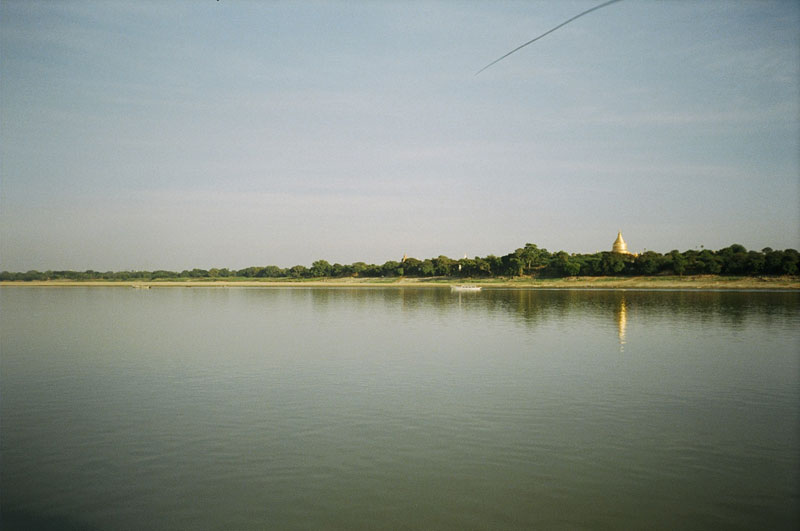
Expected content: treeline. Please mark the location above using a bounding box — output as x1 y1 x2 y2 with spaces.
1 244 798 281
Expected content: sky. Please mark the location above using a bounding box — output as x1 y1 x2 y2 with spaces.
2 0 798 271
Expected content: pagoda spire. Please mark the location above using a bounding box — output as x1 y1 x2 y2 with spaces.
612 231 630 254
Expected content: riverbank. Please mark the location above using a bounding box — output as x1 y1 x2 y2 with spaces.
2 275 799 290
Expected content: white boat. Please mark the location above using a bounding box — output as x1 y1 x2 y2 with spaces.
451 284 481 292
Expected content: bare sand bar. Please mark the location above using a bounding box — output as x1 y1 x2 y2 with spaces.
2 276 799 290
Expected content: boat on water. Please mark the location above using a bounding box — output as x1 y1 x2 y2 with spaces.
451 285 481 292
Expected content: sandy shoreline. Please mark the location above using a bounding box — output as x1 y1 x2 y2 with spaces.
2 276 799 290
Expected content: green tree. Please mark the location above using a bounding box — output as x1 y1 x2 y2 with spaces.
350 262 368 277
288 265 308 278
718 244 748 274
601 252 626 275
765 250 783 274
667 250 686 275
310 260 332 277
746 251 765 275
23 270 45 281
521 243 550 275
549 251 570 277
330 263 346 277
261 265 284 277
635 251 662 275
401 258 422 276
237 267 263 277
457 258 477 277
564 260 581 277
433 256 454 276
781 249 798 275
382 260 402 277
363 264 383 277
485 255 503 276
508 248 525 276
699 250 722 274
419 259 435 277
474 257 492 277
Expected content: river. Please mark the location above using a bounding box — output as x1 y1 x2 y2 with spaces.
1 287 798 530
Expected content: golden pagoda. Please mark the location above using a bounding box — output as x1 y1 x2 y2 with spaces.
612 231 631 254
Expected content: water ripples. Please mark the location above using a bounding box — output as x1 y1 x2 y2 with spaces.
1 287 798 530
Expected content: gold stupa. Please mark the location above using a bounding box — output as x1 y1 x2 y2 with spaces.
612 231 631 254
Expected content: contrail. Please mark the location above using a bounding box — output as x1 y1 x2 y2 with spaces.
475 0 624 76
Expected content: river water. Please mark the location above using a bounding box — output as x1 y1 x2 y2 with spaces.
1 287 798 530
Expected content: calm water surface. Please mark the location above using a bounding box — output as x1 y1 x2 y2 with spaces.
1 287 798 530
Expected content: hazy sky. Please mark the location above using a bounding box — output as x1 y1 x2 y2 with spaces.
2 1 798 271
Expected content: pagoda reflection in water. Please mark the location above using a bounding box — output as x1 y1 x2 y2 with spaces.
615 296 627 352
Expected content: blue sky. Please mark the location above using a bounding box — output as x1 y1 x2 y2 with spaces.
2 1 798 270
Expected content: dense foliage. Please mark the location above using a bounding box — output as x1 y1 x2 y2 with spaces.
2 244 798 281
